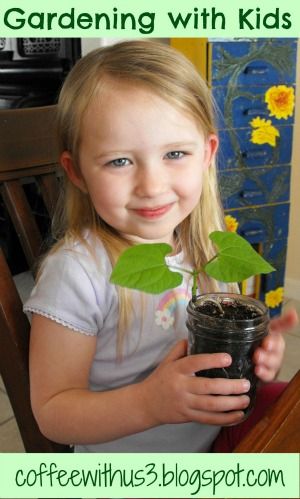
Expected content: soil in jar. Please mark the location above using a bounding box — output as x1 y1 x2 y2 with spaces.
187 295 268 417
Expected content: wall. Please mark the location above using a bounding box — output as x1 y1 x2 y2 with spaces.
285 39 300 299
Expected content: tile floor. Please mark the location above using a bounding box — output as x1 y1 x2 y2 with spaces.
0 300 299 454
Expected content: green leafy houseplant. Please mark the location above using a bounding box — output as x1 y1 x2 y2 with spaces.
110 230 274 298
110 230 275 417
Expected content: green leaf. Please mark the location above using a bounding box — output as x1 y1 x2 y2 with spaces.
204 231 275 283
110 243 183 294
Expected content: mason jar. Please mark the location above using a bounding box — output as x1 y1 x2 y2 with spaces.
186 293 269 416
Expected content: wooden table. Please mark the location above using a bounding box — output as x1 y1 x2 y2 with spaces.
234 369 300 452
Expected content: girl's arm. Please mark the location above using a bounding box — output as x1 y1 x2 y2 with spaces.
30 314 155 445
30 314 250 445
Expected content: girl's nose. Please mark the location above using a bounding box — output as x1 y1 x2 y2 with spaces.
135 165 166 198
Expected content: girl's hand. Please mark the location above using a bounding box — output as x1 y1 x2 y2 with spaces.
253 308 299 382
141 340 250 427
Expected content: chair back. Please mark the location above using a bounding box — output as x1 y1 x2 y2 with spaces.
0 106 70 452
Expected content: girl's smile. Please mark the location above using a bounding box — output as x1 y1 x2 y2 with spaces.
62 80 218 245
131 203 175 219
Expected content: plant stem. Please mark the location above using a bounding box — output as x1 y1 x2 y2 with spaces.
204 254 218 267
168 264 200 301
192 271 198 302
168 252 219 302
190 255 219 301
168 258 219 303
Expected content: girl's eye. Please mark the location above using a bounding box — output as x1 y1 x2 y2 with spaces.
108 158 130 168
165 151 186 160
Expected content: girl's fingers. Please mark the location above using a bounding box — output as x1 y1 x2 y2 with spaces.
189 393 250 413
262 333 285 353
189 376 250 395
254 337 284 380
254 339 284 362
254 364 276 382
255 349 282 372
189 408 246 426
269 308 299 334
179 352 232 375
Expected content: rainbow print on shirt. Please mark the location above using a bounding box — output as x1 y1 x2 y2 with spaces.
155 287 191 330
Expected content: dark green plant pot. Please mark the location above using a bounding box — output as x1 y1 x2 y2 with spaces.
186 293 269 417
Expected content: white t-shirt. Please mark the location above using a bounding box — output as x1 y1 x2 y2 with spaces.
24 234 221 452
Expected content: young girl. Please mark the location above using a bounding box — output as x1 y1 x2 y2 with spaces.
24 40 297 453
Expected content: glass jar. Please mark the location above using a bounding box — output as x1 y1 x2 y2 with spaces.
186 293 269 416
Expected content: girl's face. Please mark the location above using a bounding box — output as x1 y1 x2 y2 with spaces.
62 81 218 246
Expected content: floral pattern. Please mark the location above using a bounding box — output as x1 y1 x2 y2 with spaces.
155 287 191 331
250 117 280 147
265 287 284 308
265 85 295 120
225 214 239 232
155 309 175 330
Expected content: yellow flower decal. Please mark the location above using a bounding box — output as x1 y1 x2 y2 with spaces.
250 117 279 147
265 287 284 308
265 85 295 120
225 214 239 232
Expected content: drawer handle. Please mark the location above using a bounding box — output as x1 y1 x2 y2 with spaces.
242 150 268 159
241 229 264 238
244 65 268 75
243 108 268 116
240 190 263 199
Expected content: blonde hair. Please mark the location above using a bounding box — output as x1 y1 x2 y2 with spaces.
52 40 231 355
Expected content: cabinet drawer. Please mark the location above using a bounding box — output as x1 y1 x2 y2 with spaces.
213 85 295 130
211 40 297 87
261 239 287 286
218 125 293 169
226 203 289 244
219 165 290 209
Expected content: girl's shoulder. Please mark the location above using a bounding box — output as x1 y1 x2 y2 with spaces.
58 230 106 254
24 231 115 335
48 230 111 273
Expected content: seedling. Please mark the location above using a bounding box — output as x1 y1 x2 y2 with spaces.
110 230 275 300
111 231 274 403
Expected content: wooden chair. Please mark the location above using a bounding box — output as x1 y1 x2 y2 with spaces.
234 369 300 452
0 106 71 452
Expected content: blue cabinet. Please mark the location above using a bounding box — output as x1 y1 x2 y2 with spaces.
214 85 296 130
218 126 293 169
219 165 291 209
210 40 297 87
171 38 297 316
210 38 297 316
228 204 290 244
